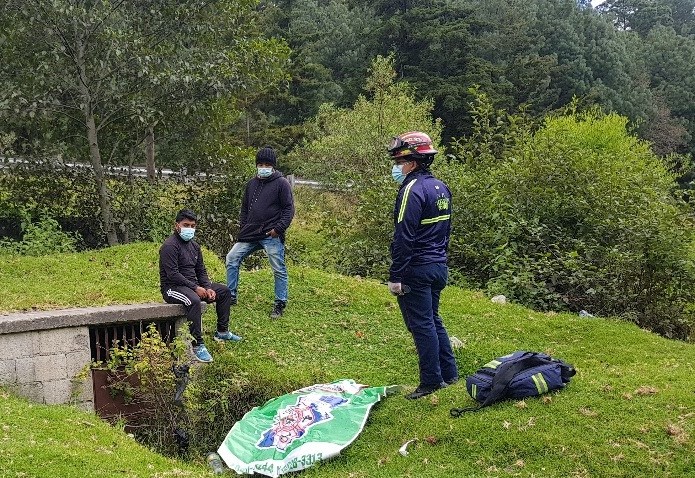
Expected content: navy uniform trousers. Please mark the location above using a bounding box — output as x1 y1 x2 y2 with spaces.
397 262 458 387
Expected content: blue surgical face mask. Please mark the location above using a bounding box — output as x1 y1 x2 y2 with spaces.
257 166 273 178
391 164 406 184
179 227 195 241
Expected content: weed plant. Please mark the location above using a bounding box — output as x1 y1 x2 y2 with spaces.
0 212 81 256
95 324 192 457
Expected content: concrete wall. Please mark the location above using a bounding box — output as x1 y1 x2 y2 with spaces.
0 303 192 409
0 326 93 407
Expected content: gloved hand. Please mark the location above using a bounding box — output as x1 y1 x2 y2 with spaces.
387 281 402 296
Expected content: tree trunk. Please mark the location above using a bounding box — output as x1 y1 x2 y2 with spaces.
145 125 156 183
76 36 119 246
246 107 251 146
85 107 119 246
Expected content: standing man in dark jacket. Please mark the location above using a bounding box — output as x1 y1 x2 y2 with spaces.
160 209 242 363
226 146 295 319
386 131 459 400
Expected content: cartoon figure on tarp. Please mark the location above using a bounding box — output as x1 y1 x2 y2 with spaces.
257 394 348 451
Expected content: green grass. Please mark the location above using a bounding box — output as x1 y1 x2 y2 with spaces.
2 243 694 477
0 391 209 478
0 242 214 312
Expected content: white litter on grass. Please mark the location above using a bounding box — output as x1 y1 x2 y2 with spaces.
491 295 507 304
449 336 464 349
399 439 418 456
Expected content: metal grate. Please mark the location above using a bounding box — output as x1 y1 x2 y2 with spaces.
89 318 178 362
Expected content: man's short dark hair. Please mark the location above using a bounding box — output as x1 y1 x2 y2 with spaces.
175 209 197 223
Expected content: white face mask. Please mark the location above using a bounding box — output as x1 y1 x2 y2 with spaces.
392 164 407 184
257 167 273 178
178 227 195 241
391 161 410 184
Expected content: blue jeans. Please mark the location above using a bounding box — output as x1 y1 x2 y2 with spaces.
225 237 288 302
397 263 458 387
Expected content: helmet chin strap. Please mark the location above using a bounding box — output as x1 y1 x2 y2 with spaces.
410 152 434 169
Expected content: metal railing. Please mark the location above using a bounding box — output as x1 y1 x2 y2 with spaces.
0 156 323 188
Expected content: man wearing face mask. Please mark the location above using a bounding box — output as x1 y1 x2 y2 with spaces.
160 208 241 363
386 131 459 400
226 146 295 319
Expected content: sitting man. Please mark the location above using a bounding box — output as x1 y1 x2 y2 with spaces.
159 208 242 363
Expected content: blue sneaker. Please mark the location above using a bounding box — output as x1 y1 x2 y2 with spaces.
193 344 213 363
214 331 243 343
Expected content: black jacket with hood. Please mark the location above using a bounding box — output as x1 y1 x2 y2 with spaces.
238 170 295 242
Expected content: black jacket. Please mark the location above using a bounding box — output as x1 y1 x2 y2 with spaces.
159 234 212 292
238 171 295 242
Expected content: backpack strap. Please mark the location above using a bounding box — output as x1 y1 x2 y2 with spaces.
450 352 551 418
559 361 576 381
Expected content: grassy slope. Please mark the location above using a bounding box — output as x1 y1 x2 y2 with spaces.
0 390 208 478
1 243 694 477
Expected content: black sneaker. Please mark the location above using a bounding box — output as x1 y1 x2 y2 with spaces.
270 300 286 319
230 295 237 306
445 376 459 386
404 382 447 400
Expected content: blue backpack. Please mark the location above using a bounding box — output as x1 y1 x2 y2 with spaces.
450 351 575 417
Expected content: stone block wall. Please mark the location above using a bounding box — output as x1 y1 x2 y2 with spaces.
0 327 93 407
0 303 192 410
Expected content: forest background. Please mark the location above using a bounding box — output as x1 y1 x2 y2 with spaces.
1 0 695 340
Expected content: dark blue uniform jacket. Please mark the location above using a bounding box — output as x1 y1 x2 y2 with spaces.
389 169 452 282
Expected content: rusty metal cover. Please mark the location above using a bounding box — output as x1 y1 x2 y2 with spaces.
92 368 148 428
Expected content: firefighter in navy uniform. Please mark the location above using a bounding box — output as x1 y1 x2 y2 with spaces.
387 131 459 400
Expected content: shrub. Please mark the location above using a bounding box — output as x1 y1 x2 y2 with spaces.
0 154 251 258
0 211 81 256
287 55 443 188
97 325 191 456
444 101 695 339
0 160 104 248
183 364 312 457
97 323 317 458
284 187 343 271
324 178 395 278
289 55 443 278
185 171 250 260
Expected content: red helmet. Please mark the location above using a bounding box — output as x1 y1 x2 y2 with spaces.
387 131 438 159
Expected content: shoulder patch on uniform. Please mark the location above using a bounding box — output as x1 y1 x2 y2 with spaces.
436 196 450 211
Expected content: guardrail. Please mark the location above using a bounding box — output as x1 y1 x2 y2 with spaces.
0 156 322 188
